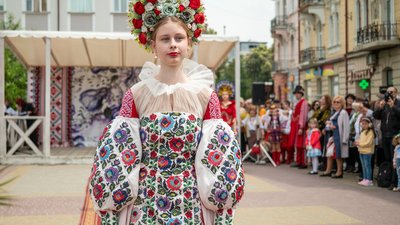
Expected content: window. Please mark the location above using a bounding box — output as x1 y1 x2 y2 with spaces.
0 0 4 11
70 0 93 12
329 75 339 97
114 0 128 12
383 68 393 86
26 0 47 12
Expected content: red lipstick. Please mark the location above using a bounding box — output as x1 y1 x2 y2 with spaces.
167 52 179 57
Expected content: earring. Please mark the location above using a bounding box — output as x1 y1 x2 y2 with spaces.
154 54 158 59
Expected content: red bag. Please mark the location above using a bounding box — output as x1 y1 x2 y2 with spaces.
251 145 261 155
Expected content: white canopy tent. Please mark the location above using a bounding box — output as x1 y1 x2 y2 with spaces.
0 31 241 160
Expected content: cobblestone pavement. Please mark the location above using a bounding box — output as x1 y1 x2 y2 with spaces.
0 162 399 225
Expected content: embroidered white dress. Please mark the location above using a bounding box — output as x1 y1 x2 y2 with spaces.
88 59 245 225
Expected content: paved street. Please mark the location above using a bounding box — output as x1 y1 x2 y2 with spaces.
0 162 399 225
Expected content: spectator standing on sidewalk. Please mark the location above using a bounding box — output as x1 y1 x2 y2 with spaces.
373 86 400 190
321 96 349 179
355 117 375 186
288 85 308 168
392 134 400 192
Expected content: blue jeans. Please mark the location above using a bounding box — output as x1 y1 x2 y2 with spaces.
397 158 400 188
360 154 372 180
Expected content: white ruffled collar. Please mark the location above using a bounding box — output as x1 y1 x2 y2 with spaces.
138 59 214 96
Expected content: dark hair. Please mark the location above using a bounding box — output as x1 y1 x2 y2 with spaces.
152 16 192 45
345 94 356 101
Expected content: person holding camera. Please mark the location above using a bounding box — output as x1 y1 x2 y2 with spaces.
373 86 400 189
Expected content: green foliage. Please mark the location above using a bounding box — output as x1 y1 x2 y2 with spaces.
0 14 27 105
0 167 17 206
216 45 274 99
204 24 218 35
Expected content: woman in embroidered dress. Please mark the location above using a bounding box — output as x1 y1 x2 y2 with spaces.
88 1 245 225
217 82 237 134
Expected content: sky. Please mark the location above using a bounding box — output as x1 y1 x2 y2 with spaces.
202 0 275 46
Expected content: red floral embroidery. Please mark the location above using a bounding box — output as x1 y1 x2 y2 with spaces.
203 91 221 120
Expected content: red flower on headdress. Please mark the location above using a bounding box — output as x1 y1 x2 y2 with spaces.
154 8 161 15
194 13 205 24
179 5 185 12
132 19 143 29
147 0 157 4
194 29 202 38
134 2 145 15
189 0 201 10
139 32 147 44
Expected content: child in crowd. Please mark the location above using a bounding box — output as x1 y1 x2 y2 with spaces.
265 105 284 165
355 117 375 186
393 134 400 192
243 105 262 160
305 118 322 174
280 100 292 164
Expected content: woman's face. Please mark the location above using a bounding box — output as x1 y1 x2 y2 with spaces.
346 97 354 107
313 102 320 110
332 98 342 110
152 20 189 67
221 91 230 101
319 96 326 106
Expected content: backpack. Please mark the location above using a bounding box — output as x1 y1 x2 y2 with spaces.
377 162 393 188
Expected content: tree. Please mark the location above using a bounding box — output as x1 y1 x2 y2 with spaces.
216 45 273 99
203 23 217 35
0 14 27 106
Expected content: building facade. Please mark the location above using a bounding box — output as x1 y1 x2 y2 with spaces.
271 0 300 102
298 0 400 102
0 0 129 32
271 0 400 102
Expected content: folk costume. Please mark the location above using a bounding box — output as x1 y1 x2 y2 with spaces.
288 86 308 166
88 1 244 225
217 81 237 130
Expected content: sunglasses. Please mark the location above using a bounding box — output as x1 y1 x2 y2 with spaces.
333 101 340 104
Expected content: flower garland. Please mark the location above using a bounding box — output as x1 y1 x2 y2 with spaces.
128 0 206 51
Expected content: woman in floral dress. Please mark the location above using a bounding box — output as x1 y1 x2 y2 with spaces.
88 1 245 225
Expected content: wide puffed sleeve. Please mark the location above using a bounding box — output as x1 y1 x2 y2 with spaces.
88 89 142 225
195 91 245 225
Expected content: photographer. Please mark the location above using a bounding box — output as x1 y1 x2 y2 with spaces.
373 86 400 189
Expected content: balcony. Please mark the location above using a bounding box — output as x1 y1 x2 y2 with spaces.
299 0 324 24
271 16 288 36
356 23 400 51
272 59 296 72
300 0 324 8
300 47 325 64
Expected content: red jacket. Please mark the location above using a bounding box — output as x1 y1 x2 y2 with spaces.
305 128 321 150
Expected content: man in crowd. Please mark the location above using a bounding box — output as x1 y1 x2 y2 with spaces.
288 85 308 168
373 86 400 189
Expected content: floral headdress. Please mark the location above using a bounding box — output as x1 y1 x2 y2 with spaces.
216 81 235 98
128 0 206 51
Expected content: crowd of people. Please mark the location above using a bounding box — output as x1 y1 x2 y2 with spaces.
220 84 400 191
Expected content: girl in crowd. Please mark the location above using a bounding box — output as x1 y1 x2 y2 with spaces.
218 81 237 135
88 1 244 224
393 134 400 191
355 117 375 186
306 118 322 175
264 105 286 165
281 100 292 164
243 105 261 153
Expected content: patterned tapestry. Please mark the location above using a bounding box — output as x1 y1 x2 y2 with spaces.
70 67 140 147
50 67 63 146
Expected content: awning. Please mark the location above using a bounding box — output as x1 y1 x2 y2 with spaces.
0 31 238 71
